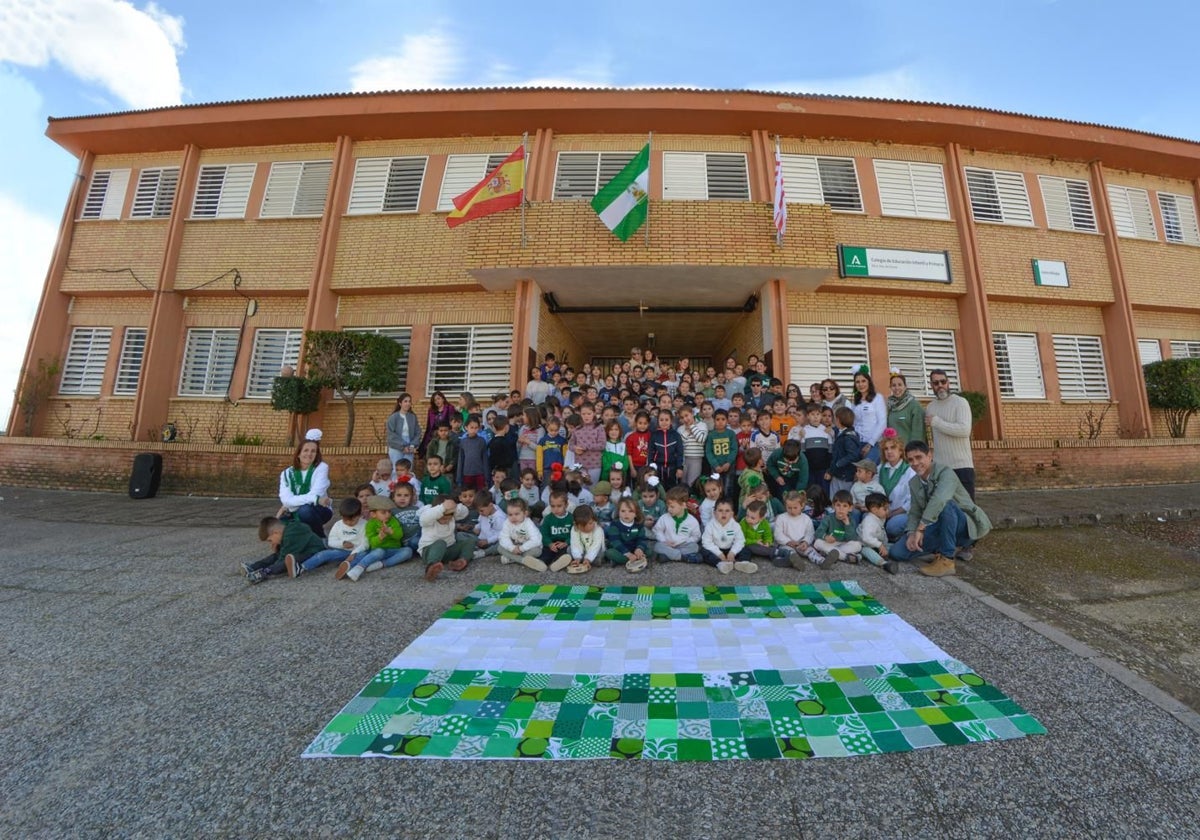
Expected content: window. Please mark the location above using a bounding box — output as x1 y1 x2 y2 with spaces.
662 152 750 200
779 155 863 212
114 327 147 395
992 333 1045 399
59 327 112 395
552 152 638 199
80 169 131 220
347 156 428 214
1052 335 1109 400
1157 192 1200 245
1169 340 1200 359
1106 185 1157 240
130 167 180 218
1038 175 1097 232
426 325 513 395
887 329 960 396
435 153 514 211
346 327 412 395
787 325 869 387
178 328 239 397
1137 339 1162 365
873 160 950 220
191 164 256 219
245 329 303 398
964 167 1033 226
260 160 333 218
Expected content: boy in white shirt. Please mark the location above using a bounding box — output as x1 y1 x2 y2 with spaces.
497 498 546 571
473 491 507 561
287 497 370 578
851 459 886 514
651 486 703 563
773 490 829 569
859 493 899 575
701 498 757 574
417 495 472 582
565 505 606 574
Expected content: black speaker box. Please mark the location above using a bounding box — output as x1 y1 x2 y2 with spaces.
129 452 163 499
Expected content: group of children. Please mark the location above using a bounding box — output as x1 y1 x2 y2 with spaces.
246 390 902 583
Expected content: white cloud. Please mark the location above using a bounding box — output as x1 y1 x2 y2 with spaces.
350 29 463 91
0 0 185 109
0 193 58 430
749 67 936 102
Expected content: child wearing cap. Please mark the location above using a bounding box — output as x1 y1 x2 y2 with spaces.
590 480 615 525
351 494 412 580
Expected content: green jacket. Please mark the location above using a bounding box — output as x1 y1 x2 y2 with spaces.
887 392 926 446
906 462 992 541
815 511 859 543
365 515 405 550
765 448 809 492
740 517 773 546
281 516 327 561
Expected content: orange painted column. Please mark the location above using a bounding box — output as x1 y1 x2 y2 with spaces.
131 144 201 441
527 128 554 201
1089 161 1152 438
943 143 1004 440
510 279 536 389
297 135 356 431
768 279 790 385
750 130 773 203
7 151 94 436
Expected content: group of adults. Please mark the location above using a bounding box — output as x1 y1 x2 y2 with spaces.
273 350 989 576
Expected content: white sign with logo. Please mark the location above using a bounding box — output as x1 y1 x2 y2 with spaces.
1032 259 1069 288
838 245 952 283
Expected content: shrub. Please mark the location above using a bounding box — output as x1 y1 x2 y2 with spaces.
1144 358 1200 438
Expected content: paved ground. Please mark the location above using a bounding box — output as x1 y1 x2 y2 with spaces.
2 484 1199 838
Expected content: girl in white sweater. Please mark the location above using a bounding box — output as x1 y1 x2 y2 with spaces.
773 491 826 568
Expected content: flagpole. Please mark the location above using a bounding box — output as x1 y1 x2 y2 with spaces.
520 131 529 249
644 131 652 247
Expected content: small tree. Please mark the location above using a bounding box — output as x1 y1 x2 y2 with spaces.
1144 358 1200 438
303 331 404 445
270 373 322 447
15 356 61 436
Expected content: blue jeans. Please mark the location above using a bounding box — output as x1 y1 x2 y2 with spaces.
889 501 971 561
293 503 332 538
302 547 350 572
885 513 908 540
355 547 414 568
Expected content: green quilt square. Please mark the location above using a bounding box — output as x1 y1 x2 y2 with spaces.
859 712 896 733
887 677 918 693
359 681 391 698
931 723 969 745
872 730 913 753
539 688 568 703
813 682 846 703
942 704 977 722
649 674 677 687
676 702 708 719
1012 715 1047 735
752 669 783 686
622 688 649 704
459 685 491 700
496 671 526 687
645 719 678 740
677 739 713 761
744 737 782 759
802 716 840 737
523 719 554 739
675 673 704 688
711 719 742 739
324 714 362 734
551 718 584 739
331 734 376 755
741 718 775 739
482 736 519 758
916 707 952 726
558 703 591 720
582 718 614 739
827 667 858 683
419 735 460 757
465 718 500 736
648 703 676 719
849 695 884 714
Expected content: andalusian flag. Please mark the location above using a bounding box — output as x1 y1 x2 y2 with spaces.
591 144 650 241
446 146 524 228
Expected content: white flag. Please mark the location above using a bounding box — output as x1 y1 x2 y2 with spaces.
773 140 787 244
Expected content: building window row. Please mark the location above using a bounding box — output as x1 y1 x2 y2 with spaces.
79 152 1200 244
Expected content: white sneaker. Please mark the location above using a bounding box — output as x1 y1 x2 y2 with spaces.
473 549 486 561
365 561 383 573
717 561 734 575
549 555 572 572
522 555 548 572
346 565 364 581
734 560 759 574
500 553 514 565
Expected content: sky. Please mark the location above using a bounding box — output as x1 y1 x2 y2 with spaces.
1 0 1199 427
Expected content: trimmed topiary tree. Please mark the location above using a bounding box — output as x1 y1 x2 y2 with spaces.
1144 358 1200 438
270 373 323 447
959 390 989 425
302 331 405 446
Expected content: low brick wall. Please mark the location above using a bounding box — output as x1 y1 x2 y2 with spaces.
2 435 1200 496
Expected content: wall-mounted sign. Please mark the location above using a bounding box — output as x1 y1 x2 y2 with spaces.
1032 258 1069 287
838 245 952 283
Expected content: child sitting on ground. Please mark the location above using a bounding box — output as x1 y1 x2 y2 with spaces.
565 505 606 574
417 495 472 581
540 490 575 571
850 459 886 516
245 514 326 584
472 491 506 561
419 454 453 507
739 499 787 567
497 498 546 571
701 498 756 574
651 485 702 563
389 483 422 558
348 495 411 580
859 492 899 575
286 497 370 579
698 476 722 529
516 468 541 516
390 459 421 498
369 458 394 496
814 489 863 565
773 490 829 569
455 486 479 538
607 466 633 500
604 497 650 573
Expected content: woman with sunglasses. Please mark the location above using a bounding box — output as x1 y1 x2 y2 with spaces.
820 379 848 413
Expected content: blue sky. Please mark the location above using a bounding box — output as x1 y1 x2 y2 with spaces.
1 0 1199 425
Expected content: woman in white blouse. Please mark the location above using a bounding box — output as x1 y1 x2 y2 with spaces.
851 366 887 464
278 429 332 538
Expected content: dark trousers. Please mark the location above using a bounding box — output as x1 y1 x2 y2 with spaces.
954 468 976 501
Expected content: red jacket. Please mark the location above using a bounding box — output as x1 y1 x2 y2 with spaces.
625 430 651 468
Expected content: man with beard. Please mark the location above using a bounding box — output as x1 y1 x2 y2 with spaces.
923 369 976 500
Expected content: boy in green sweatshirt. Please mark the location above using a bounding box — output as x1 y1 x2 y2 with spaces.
539 490 575 571
244 515 325 583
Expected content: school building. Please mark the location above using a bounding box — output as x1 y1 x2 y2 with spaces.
10 88 1200 450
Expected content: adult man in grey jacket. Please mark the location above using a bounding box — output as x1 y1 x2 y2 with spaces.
887 439 991 577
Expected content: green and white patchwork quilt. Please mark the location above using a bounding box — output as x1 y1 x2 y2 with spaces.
304 582 1044 761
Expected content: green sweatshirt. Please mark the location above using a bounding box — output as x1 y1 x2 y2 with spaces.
281 517 327 560
540 512 574 547
740 517 773 547
704 428 738 470
419 473 452 506
365 515 405 550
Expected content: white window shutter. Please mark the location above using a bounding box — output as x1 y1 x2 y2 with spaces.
179 328 239 396
427 325 513 396
293 161 332 216
114 327 147 395
1039 175 1097 232
81 169 131 220
965 168 1031 226
438 153 509 211
788 325 869 387
261 160 332 218
1158 193 1200 245
59 327 113 395
348 158 393 214
817 157 863 212
705 154 750 200
874 160 949 220
992 333 1045 399
663 152 709 200
598 152 636 190
780 155 824 206
887 328 960 396
1107 185 1157 240
192 164 255 219
246 329 303 398
1137 339 1162 365
131 167 180 218
1169 340 1200 359
553 152 601 199
381 157 427 212
1052 335 1109 400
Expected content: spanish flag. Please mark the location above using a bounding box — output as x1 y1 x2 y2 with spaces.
446 145 525 228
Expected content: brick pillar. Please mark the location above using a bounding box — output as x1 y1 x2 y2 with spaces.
1089 161 1152 438
131 144 201 442
943 143 1004 440
7 151 95 436
511 279 537 388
